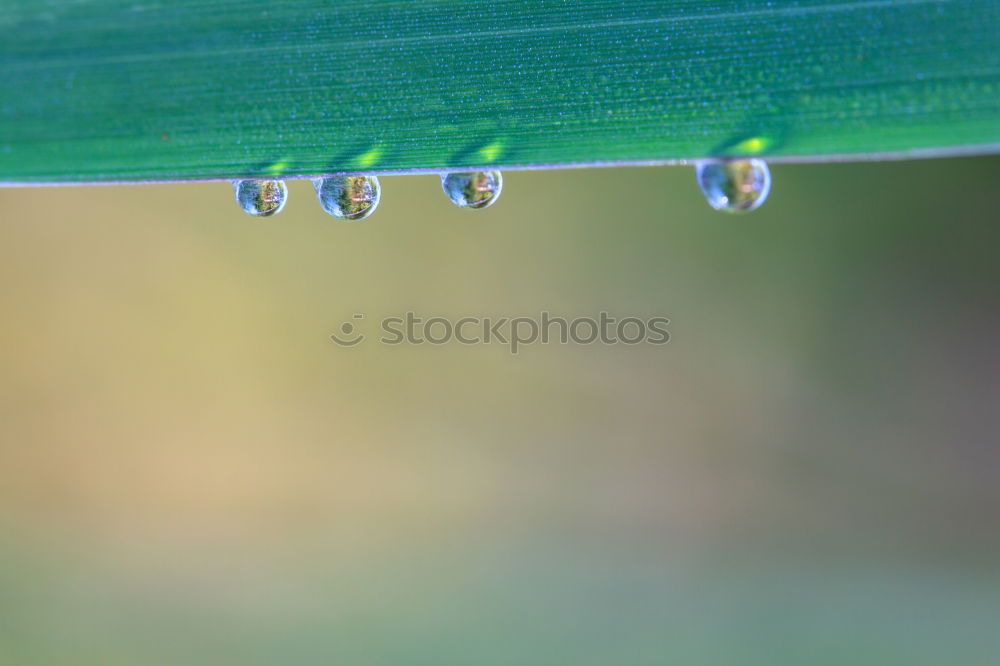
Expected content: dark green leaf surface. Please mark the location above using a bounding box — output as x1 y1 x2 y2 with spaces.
2 0 999 184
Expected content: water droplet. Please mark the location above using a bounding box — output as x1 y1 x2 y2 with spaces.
313 176 381 220
441 171 503 209
232 179 287 217
695 159 771 213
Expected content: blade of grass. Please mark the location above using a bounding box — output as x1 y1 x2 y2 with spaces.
1 0 999 184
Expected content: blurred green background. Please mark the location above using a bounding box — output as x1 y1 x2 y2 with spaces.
0 158 998 665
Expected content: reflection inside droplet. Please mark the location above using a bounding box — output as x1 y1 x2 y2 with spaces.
695 159 771 213
313 176 381 220
440 171 503 209
232 179 288 217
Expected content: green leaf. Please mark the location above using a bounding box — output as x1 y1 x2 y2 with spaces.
2 0 999 184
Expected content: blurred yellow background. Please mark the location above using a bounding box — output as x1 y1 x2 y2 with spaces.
0 159 998 664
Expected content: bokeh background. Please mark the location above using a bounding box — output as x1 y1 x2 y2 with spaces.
0 157 998 665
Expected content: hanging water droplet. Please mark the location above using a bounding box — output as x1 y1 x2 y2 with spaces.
313 175 381 220
695 159 771 213
441 171 503 209
232 179 288 217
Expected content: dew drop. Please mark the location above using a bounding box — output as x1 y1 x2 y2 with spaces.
440 171 503 209
232 179 288 217
313 176 381 220
695 159 771 213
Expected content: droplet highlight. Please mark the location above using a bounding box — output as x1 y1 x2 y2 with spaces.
233 179 288 217
313 176 381 220
441 171 503 209
695 159 771 213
